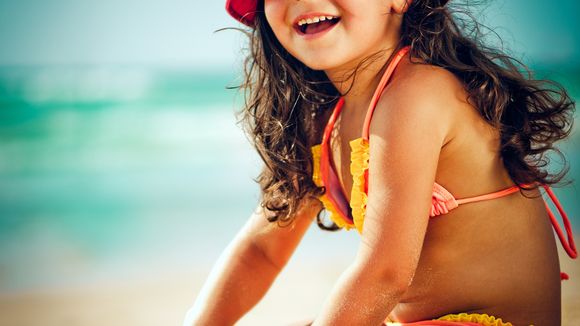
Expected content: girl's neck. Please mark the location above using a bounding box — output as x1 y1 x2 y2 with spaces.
324 44 400 111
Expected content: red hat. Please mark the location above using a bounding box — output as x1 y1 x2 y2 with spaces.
225 0 258 26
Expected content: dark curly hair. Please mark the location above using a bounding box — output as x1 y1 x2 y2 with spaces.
233 0 575 230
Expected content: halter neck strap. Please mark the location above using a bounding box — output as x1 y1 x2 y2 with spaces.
362 46 411 141
321 46 411 145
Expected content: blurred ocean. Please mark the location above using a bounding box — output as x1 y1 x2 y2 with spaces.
0 66 578 294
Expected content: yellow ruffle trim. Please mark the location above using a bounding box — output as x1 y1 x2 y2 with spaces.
385 313 515 325
311 144 355 231
349 138 369 234
436 313 513 326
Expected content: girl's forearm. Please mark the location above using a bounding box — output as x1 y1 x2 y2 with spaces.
183 237 282 326
312 262 408 326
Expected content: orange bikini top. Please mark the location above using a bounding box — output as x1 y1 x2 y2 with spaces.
310 46 577 276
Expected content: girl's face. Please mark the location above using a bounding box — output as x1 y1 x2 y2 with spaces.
264 0 406 73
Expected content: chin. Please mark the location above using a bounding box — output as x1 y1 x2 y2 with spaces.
298 55 341 71
294 48 358 73
304 62 331 71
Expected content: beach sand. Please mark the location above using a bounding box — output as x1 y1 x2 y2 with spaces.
0 248 578 326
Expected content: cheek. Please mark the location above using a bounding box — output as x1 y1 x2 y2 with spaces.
264 1 295 53
335 1 390 34
344 7 391 38
264 0 286 31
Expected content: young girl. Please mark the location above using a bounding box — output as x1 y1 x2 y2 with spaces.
185 0 577 325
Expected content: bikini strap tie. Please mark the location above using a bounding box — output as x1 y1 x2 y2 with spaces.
541 184 577 281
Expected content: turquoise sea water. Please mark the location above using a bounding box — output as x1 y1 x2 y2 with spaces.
0 66 578 293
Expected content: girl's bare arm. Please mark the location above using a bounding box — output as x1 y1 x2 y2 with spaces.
183 197 322 326
311 65 454 326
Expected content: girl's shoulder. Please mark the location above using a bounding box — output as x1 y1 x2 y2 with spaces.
372 57 468 145
386 57 467 108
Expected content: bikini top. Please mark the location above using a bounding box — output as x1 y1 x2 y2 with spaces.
310 46 577 277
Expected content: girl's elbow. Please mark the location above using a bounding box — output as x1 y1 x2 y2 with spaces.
355 260 414 295
380 268 413 295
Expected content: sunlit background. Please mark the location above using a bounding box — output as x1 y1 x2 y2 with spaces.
0 0 579 325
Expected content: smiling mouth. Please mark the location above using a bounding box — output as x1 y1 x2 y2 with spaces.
295 16 340 35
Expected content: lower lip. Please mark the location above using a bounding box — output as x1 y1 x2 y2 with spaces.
295 20 339 40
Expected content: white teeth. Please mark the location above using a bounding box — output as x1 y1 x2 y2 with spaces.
297 15 337 26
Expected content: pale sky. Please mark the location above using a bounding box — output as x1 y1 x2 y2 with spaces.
0 0 578 68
